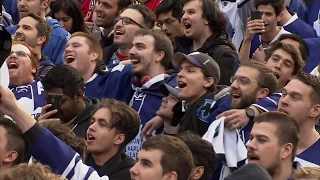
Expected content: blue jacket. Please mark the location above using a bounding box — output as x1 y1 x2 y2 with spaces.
99 64 134 104
304 37 320 73
126 73 177 159
3 0 19 24
283 16 317 39
288 0 307 22
6 18 70 65
306 0 320 26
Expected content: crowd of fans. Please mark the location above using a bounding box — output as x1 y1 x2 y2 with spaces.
0 0 319 179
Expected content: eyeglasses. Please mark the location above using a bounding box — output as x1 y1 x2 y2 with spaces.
114 16 145 29
230 76 265 87
155 18 178 28
9 51 31 59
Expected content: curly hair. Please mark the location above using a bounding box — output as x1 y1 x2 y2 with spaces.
39 120 87 159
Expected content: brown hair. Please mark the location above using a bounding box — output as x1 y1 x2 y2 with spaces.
254 112 300 162
91 98 141 149
176 131 217 180
142 134 193 180
0 118 28 166
0 163 64 180
291 167 320 180
70 32 103 62
126 4 156 29
293 72 320 105
134 29 173 69
39 120 87 159
265 41 303 76
25 13 53 50
12 41 40 79
239 60 278 95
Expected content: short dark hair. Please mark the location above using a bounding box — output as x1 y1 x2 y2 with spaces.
25 13 52 50
52 0 90 34
126 4 156 29
155 0 182 21
265 41 303 76
91 98 141 149
293 72 320 105
278 34 309 63
176 131 217 180
42 64 85 98
239 61 277 95
181 0 227 33
134 29 173 69
254 0 284 16
0 118 28 166
254 111 300 162
142 134 193 180
39 121 87 159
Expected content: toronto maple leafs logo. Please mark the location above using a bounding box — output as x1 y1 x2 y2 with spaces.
197 99 215 123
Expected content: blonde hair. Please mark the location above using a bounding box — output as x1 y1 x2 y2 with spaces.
291 167 320 180
0 163 66 180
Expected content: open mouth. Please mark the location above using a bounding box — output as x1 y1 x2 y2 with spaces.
87 134 96 141
96 13 105 19
183 22 191 30
247 153 260 162
65 55 75 64
131 59 140 65
273 72 280 79
8 62 18 69
114 30 124 36
231 93 241 100
178 81 187 88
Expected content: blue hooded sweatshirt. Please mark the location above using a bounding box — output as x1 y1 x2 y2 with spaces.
6 18 70 65
3 0 19 24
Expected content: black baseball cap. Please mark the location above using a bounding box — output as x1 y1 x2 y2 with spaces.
172 52 221 85
159 83 179 98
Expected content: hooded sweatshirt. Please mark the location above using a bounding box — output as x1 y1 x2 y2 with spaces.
70 96 99 138
6 18 70 65
85 152 135 180
175 32 238 86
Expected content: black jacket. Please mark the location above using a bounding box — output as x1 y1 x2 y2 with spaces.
72 96 99 138
85 152 135 180
175 32 238 85
92 31 114 49
103 44 119 66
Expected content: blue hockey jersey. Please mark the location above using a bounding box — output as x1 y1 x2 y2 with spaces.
295 138 320 167
126 74 177 159
283 13 317 39
240 93 281 143
28 124 109 180
304 38 320 73
10 80 46 118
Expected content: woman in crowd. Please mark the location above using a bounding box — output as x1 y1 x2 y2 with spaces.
52 0 90 34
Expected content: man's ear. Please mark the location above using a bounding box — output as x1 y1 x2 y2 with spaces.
37 36 47 47
41 0 50 11
155 51 165 63
3 151 18 164
204 77 214 89
75 89 84 103
163 171 178 180
193 166 205 180
114 134 125 145
257 88 269 99
309 104 320 119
